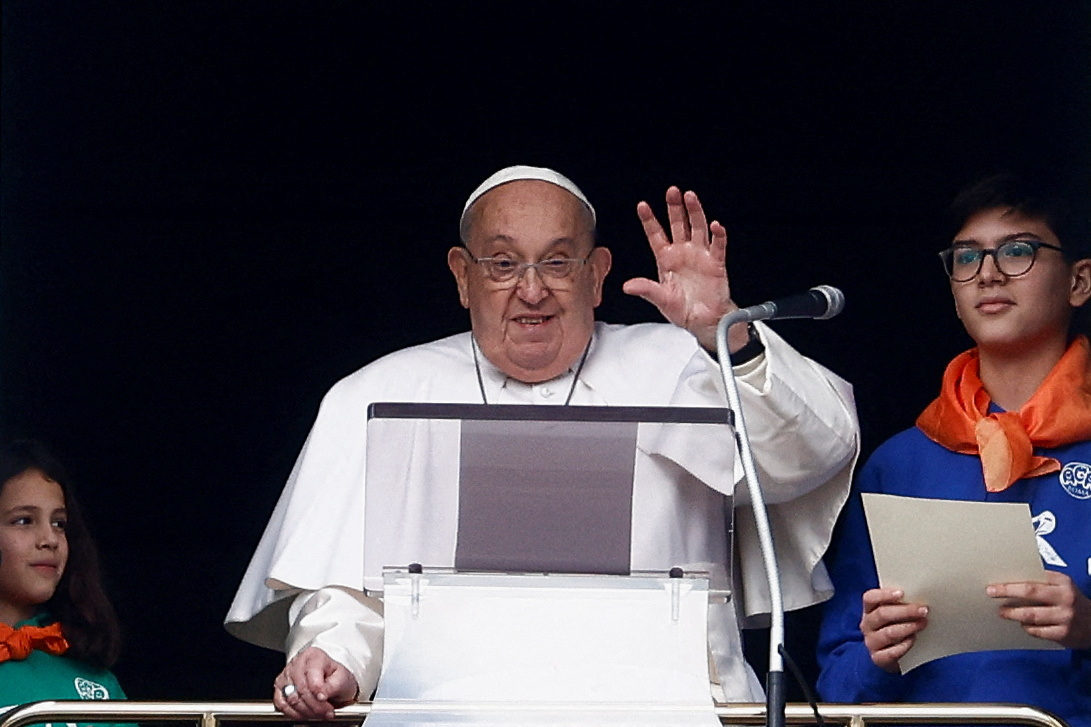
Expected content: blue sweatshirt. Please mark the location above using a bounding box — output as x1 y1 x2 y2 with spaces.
817 426 1091 726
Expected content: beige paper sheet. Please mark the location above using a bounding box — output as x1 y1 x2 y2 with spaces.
862 493 1062 672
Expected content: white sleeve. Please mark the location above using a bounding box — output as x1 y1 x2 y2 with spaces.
640 323 855 507
727 324 860 618
286 587 385 701
729 346 767 380
727 324 857 504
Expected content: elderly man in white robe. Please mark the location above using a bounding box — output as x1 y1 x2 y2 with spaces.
225 166 860 719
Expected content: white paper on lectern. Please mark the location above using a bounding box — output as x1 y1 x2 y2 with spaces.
862 493 1062 672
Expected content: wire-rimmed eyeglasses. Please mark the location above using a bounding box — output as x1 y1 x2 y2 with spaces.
938 239 1065 282
466 252 592 286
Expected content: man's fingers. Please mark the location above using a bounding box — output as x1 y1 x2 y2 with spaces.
636 201 670 253
276 698 312 722
683 191 708 244
272 687 288 714
640 189 721 257
272 648 341 720
292 658 336 717
709 220 728 264
273 671 300 711
273 681 318 721
622 277 656 298
622 277 669 310
325 668 360 707
290 680 335 720
665 186 691 242
302 655 329 689
273 698 303 721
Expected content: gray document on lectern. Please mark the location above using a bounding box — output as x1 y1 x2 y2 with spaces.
362 403 735 594
456 418 636 575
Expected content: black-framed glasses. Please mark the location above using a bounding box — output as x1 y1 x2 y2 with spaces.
467 252 592 286
938 239 1065 282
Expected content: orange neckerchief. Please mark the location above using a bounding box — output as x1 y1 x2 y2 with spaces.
0 621 69 663
916 335 1091 492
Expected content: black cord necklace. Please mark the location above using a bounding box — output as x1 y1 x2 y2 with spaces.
471 334 593 405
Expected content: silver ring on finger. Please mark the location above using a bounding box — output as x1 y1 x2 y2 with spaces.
281 683 298 699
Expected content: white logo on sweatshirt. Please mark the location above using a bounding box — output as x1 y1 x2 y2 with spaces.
1059 461 1091 499
1032 511 1067 567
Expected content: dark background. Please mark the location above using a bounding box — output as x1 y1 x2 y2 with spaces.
2 1 1089 701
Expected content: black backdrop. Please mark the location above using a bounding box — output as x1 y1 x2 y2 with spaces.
2 1 1089 700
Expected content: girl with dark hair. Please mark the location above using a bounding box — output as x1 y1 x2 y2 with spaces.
816 173 1091 725
0 440 126 709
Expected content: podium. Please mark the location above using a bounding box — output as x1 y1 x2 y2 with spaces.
361 403 738 724
368 568 726 726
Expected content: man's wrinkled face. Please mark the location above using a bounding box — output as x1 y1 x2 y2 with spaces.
448 180 611 383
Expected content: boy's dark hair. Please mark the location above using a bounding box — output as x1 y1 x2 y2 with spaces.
948 172 1091 262
0 440 122 668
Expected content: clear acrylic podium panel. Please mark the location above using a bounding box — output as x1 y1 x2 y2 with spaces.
362 403 736 595
369 569 725 727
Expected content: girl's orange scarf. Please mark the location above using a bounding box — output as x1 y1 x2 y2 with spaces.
0 620 69 663
916 335 1091 492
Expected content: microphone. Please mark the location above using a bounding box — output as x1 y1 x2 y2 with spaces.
733 285 845 323
713 284 845 727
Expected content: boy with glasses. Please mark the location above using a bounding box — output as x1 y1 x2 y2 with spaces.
817 173 1091 726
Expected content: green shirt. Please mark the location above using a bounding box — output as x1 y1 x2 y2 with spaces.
0 614 127 727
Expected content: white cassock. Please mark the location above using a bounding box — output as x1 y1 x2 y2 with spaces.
226 321 859 701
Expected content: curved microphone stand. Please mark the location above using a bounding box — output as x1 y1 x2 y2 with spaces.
715 310 786 727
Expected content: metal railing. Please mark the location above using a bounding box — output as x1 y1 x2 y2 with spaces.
0 701 1069 727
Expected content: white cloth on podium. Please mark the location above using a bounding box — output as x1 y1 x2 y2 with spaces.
226 321 859 701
